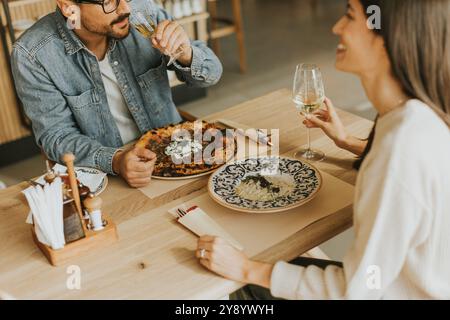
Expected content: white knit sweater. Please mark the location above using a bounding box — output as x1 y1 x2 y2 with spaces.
270 100 450 299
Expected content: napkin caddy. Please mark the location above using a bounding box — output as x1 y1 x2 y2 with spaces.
29 154 118 266
30 206 118 267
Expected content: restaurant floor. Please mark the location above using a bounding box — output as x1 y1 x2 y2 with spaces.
0 0 374 260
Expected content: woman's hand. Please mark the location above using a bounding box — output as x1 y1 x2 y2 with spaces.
304 98 367 156
303 97 348 147
196 236 273 288
197 236 250 282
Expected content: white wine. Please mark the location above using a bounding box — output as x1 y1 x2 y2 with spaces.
133 23 155 38
131 13 157 39
291 63 326 161
293 95 323 115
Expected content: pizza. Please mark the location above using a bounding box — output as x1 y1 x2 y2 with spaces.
136 121 236 178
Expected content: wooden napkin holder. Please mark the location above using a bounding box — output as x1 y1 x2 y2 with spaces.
31 213 118 267
30 153 119 266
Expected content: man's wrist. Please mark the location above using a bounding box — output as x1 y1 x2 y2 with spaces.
112 149 124 175
177 46 193 67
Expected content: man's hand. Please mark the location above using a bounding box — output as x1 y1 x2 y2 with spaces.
112 147 156 188
152 20 192 66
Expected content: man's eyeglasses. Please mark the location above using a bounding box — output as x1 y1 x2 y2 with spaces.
76 0 132 14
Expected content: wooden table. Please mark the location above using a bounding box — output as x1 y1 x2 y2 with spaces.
0 89 373 299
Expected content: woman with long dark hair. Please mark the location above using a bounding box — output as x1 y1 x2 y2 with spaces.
195 0 450 299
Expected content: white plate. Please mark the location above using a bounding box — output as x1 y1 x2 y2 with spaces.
208 156 322 213
34 166 108 196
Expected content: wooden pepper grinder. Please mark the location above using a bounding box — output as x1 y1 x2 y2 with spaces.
62 153 87 233
83 194 104 231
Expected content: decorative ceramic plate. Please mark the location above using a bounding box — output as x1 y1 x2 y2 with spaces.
208 156 322 213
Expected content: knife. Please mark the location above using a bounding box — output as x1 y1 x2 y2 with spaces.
215 119 273 147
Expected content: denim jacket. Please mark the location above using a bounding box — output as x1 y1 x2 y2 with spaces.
11 1 222 174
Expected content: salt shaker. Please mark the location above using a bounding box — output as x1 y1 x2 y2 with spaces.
83 194 104 231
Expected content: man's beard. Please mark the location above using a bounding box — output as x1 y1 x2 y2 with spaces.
82 13 131 40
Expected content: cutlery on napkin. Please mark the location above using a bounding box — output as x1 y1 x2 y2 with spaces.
168 204 244 251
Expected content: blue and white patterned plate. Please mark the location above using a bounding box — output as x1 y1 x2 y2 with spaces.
208 156 322 213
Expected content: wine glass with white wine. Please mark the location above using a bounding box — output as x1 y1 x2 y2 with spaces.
292 64 326 161
129 9 184 67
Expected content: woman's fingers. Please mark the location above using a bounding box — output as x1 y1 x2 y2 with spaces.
198 235 226 245
195 248 212 260
197 236 215 252
196 236 251 283
313 109 330 120
324 97 338 118
303 119 319 128
198 235 217 243
199 258 209 268
197 236 230 261
197 242 215 252
199 258 214 271
304 111 328 126
305 113 328 130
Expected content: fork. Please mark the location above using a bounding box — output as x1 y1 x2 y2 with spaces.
176 208 188 219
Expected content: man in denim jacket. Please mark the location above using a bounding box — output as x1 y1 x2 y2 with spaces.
11 0 222 187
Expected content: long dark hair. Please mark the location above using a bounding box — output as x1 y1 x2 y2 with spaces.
354 0 450 169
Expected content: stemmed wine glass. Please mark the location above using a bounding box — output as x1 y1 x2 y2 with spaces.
292 63 326 161
129 9 184 67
